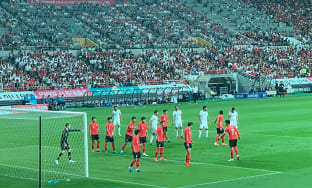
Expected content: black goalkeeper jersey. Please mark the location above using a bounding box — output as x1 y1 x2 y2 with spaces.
60 128 81 144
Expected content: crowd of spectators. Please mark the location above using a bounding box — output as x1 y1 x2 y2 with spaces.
1 46 311 92
243 0 312 44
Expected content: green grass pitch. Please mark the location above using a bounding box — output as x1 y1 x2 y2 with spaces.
1 94 312 188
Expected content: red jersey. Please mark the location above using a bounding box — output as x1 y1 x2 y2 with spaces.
225 125 240 140
216 115 223 128
106 123 114 137
160 114 168 127
89 122 99 135
126 121 136 136
184 127 192 143
138 122 148 137
132 135 140 152
156 126 164 142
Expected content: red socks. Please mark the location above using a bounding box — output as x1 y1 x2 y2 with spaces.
155 148 160 157
121 143 127 151
234 147 239 155
160 148 164 158
130 160 135 167
112 143 116 151
231 149 234 159
97 142 100 149
186 154 190 163
136 160 140 169
215 136 219 143
92 142 94 150
221 134 225 143
143 145 146 153
105 144 108 152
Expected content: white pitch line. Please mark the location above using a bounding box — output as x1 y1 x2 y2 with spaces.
0 163 165 188
177 171 281 188
138 156 279 173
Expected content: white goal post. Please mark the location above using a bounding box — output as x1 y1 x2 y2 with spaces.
0 108 89 184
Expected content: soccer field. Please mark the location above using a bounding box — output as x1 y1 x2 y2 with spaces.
1 94 312 188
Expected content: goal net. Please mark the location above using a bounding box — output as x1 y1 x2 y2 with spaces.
0 108 88 186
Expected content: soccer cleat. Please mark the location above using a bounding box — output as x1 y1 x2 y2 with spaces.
143 153 148 157
160 157 166 161
154 157 158 162
188 162 192 165
55 160 59 165
136 169 141 172
105 151 108 154
128 167 132 173
167 140 171 143
237 155 240 160
69 160 75 163
120 151 123 155
149 143 153 145
228 158 234 162
92 149 95 152
181 136 184 138
214 142 219 146
118 134 122 136
113 151 117 154
222 143 228 146
176 136 179 139
96 149 101 152
185 162 192 166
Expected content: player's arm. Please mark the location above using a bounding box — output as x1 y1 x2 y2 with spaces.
199 114 202 124
237 115 239 125
172 113 175 124
69 129 82 132
131 142 137 153
120 112 122 122
89 124 92 137
106 126 112 137
181 112 183 122
214 117 217 125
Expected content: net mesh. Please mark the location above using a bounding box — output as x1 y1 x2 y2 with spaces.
0 109 87 186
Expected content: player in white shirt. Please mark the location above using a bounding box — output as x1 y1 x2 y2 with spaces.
228 107 239 128
149 110 159 145
199 106 209 139
172 105 183 138
112 106 122 136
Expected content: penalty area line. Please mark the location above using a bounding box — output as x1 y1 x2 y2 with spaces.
177 171 281 188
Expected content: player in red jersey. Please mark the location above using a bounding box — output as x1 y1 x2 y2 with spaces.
120 117 136 155
154 121 166 162
89 117 100 152
138 117 149 157
160 109 170 142
184 122 193 166
105 117 117 154
129 129 142 173
224 120 240 161
214 110 227 146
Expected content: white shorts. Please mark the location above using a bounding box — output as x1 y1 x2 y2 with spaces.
175 121 183 128
152 126 157 134
230 120 238 127
200 122 208 129
113 119 120 126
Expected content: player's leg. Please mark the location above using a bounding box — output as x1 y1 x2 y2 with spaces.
205 128 208 138
55 149 65 165
149 131 155 145
198 124 203 139
186 148 192 165
221 132 227 145
121 141 127 155
96 138 101 152
175 123 179 138
228 146 234 161
135 154 141 172
91 140 95 152
160 142 166 160
112 138 116 154
129 154 136 173
154 142 160 161
67 148 75 163
234 139 239 160
117 124 121 136
180 124 183 138
214 132 220 146
104 136 109 154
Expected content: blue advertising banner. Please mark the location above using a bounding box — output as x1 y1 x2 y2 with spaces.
235 93 267 99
